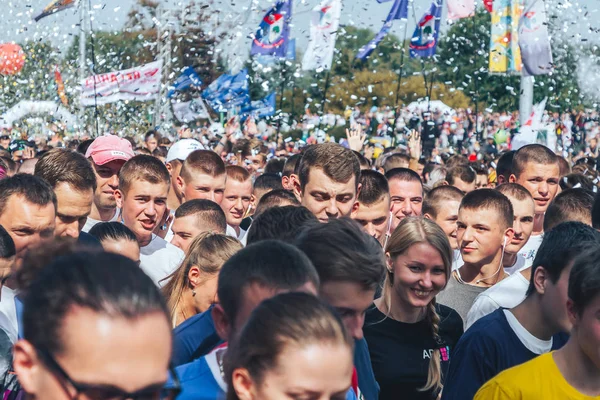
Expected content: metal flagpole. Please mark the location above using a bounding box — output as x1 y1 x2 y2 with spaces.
519 75 534 126
316 71 331 133
78 0 87 126
394 19 410 110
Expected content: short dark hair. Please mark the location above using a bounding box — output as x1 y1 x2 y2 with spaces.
445 155 469 169
295 218 385 292
512 144 558 178
592 192 600 230
569 244 600 314
422 185 464 219
22 251 169 354
495 183 533 202
246 206 318 245
118 155 170 195
145 130 161 141
496 151 515 182
383 153 410 173
353 150 371 168
297 143 361 190
459 189 514 230
34 148 97 192
264 158 285 175
217 240 320 325
446 165 476 185
559 173 594 191
254 174 284 194
255 189 300 216
358 170 389 206
174 199 227 233
89 222 138 244
0 225 15 259
544 188 595 232
180 150 226 183
385 167 423 188
282 154 301 178
527 221 600 296
0 174 57 217
76 139 94 156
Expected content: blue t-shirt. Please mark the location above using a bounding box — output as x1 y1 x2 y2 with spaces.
171 308 223 367
441 308 568 400
354 338 379 400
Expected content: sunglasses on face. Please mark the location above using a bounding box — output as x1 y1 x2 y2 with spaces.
37 348 181 400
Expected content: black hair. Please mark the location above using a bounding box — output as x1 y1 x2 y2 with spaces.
264 158 285 175
0 174 57 216
254 189 300 216
496 151 515 182
385 167 423 186
358 170 389 206
23 251 169 354
0 225 15 259
76 139 94 156
592 192 600 230
174 199 227 233
460 189 514 230
282 154 302 178
88 222 138 244
446 165 476 185
526 221 600 296
569 244 600 314
246 206 318 245
559 173 594 192
353 150 371 168
254 173 284 193
217 240 320 326
544 188 595 232
295 218 385 292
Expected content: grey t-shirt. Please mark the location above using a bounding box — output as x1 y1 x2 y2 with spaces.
436 274 487 327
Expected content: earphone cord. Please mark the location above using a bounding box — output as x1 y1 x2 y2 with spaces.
456 242 506 286
383 212 393 250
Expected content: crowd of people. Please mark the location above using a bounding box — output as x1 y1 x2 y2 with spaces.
0 108 597 400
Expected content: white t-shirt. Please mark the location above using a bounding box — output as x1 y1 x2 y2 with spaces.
517 233 544 265
0 287 18 343
140 234 184 287
465 271 530 330
451 249 464 271
504 253 531 275
82 208 120 233
503 309 553 354
226 224 246 241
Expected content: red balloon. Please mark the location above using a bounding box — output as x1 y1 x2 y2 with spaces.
0 43 26 76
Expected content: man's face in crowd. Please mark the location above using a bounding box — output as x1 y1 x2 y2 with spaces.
245 154 265 177
295 168 359 223
166 160 184 200
145 137 158 153
53 183 93 239
0 137 10 149
389 178 423 231
171 215 223 252
510 162 560 215
177 173 226 205
0 195 55 259
320 281 375 341
428 199 461 250
475 174 488 189
91 160 125 211
451 178 476 194
457 206 512 266
351 196 391 246
116 181 169 246
14 307 172 400
221 178 253 229
537 262 575 334
568 293 600 370
505 195 534 255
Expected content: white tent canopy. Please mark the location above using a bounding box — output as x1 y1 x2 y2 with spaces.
0 101 78 129
406 99 456 115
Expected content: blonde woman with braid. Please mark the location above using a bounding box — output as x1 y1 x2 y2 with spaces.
162 232 242 327
364 217 464 400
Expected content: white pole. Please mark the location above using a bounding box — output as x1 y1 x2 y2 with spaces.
519 75 534 126
78 0 87 124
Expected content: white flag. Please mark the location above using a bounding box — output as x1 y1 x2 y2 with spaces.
172 98 211 123
302 0 342 71
518 0 553 76
512 97 547 150
80 61 163 106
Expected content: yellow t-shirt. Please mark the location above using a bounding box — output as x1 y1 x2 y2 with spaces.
474 352 600 400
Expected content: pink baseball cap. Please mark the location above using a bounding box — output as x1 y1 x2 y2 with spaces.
85 135 135 165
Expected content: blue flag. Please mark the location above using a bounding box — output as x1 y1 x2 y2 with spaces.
167 67 203 98
240 92 276 118
356 0 409 60
409 0 443 58
250 1 292 57
202 69 250 112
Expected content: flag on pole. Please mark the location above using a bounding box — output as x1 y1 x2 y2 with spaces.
409 0 443 58
172 98 211 123
250 1 292 57
54 66 68 106
484 0 493 12
202 69 250 112
447 0 475 20
489 0 522 74
519 0 553 76
33 0 76 22
302 0 342 71
240 92 277 118
356 0 409 60
512 97 547 150
168 67 203 98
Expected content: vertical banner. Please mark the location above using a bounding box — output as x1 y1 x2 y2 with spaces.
519 0 553 76
250 1 292 57
302 0 342 71
489 0 521 74
409 0 443 58
54 66 68 106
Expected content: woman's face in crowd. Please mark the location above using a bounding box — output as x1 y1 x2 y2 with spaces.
232 342 353 400
389 242 447 309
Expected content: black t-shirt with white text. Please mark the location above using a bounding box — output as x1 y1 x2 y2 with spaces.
364 303 463 400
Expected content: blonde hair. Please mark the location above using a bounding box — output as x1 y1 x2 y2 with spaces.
162 232 243 327
383 217 452 392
